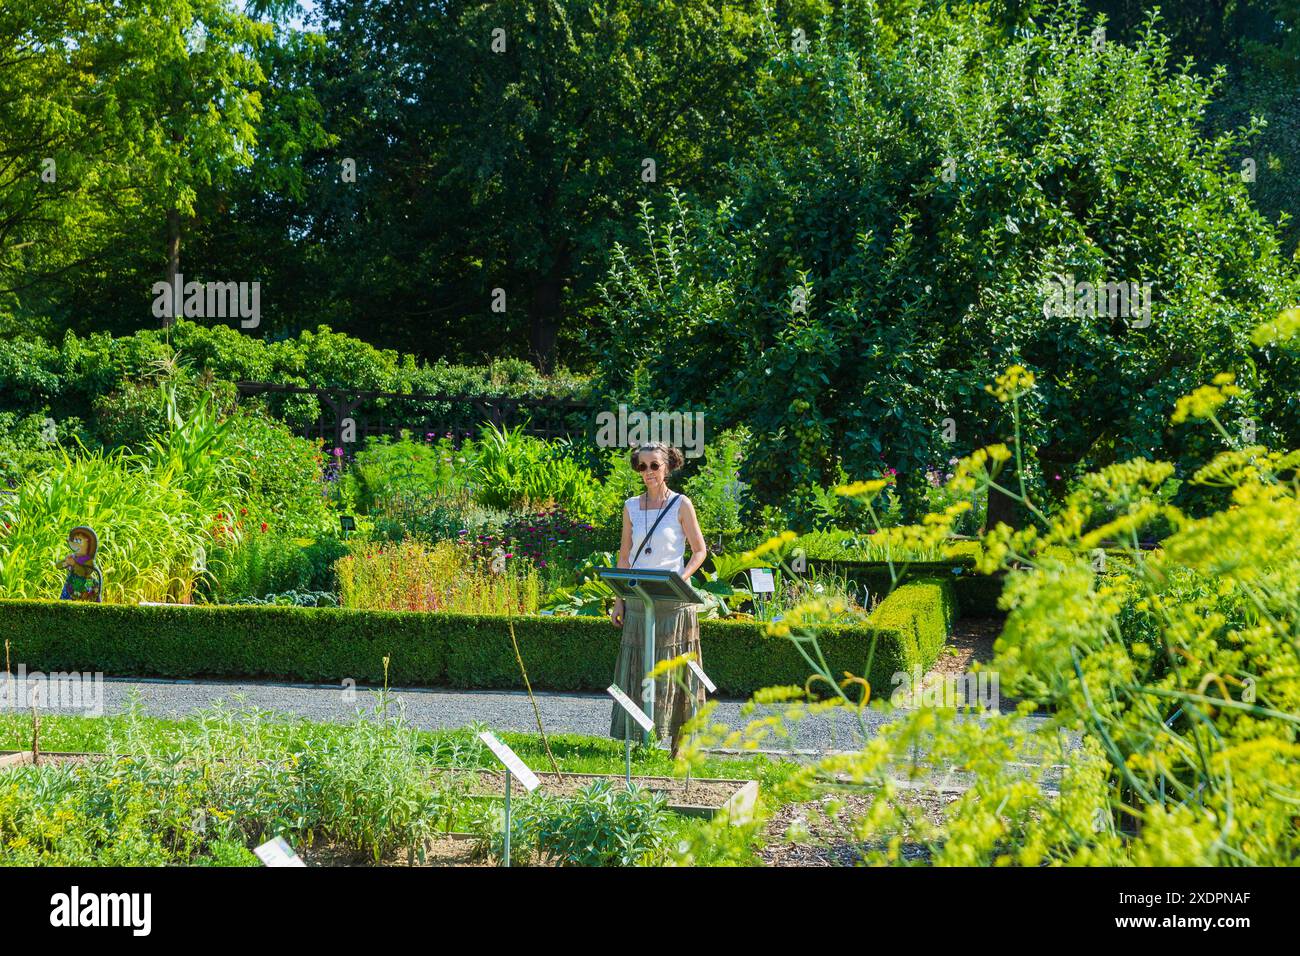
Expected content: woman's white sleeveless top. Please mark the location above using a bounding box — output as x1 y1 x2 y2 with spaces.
626 494 686 572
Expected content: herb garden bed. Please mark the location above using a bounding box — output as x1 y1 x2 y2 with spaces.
1 748 757 829
436 768 759 822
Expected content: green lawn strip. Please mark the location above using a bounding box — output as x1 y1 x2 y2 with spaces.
0 710 772 782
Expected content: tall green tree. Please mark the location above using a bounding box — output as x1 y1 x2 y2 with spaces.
308 0 828 366
0 0 269 335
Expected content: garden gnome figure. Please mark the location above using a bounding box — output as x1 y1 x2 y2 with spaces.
58 526 102 602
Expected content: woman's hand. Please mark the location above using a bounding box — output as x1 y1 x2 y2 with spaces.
610 598 625 627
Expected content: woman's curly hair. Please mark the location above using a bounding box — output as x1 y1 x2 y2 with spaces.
630 442 685 474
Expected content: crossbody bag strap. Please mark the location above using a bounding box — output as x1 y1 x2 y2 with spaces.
629 493 681 569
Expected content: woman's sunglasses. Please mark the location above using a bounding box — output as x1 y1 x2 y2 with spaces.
635 460 663 472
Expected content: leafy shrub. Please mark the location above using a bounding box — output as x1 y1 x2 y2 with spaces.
469 424 609 520
0 322 585 451
206 530 314 602
682 426 750 534
369 491 509 548
193 840 260 867
540 551 619 617
345 434 471 515
226 407 333 535
0 411 85 485
205 531 344 603
91 373 236 450
482 781 672 866
0 337 61 410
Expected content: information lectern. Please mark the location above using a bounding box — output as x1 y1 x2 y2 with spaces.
596 568 702 744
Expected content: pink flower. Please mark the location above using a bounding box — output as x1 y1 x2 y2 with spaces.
332 448 343 457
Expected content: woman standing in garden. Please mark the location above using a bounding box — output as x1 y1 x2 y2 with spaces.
609 442 708 756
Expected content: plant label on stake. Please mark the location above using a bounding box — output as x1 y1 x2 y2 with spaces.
254 836 306 867
749 567 775 618
686 659 716 695
477 731 539 791
607 684 655 734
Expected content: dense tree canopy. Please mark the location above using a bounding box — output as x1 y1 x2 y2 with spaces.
1 0 1297 518
0 0 270 334
594 2 1299 522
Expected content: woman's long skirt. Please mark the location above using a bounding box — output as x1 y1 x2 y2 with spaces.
609 599 706 744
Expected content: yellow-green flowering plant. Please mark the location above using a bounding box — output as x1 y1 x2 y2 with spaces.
674 311 1300 866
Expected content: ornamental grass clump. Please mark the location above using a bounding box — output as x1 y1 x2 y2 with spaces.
0 392 244 603
336 539 541 614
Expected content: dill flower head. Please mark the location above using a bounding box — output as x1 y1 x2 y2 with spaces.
644 652 696 682
985 365 1036 402
1171 374 1241 425
834 478 892 500
1250 307 1300 347
741 530 797 562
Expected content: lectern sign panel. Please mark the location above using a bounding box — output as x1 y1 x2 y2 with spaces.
595 567 700 603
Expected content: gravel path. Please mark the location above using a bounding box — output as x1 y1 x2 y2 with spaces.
44 675 1052 755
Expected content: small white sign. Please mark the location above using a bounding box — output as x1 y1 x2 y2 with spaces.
477 731 540 791
607 684 655 733
749 568 775 593
686 658 716 694
254 836 306 867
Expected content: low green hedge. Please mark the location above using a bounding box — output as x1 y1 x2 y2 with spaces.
866 577 956 679
0 579 954 698
804 558 1005 618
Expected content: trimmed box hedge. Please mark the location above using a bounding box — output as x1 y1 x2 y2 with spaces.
866 576 956 677
0 578 954 698
804 558 1005 618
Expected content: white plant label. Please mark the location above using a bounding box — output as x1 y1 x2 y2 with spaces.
254 836 306 867
477 731 540 791
607 684 655 733
749 568 775 593
686 658 716 694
